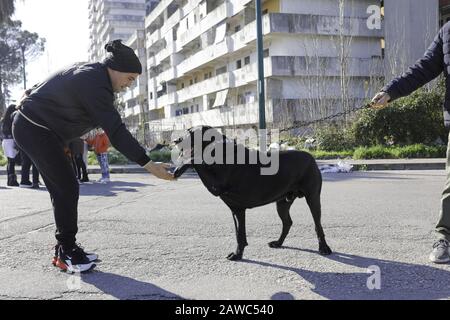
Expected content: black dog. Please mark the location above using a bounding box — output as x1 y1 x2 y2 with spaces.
173 126 332 261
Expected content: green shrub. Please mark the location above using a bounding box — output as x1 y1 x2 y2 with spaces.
390 144 446 158
353 145 396 159
87 151 98 165
0 149 6 166
313 124 357 151
107 148 129 165
148 150 172 163
352 89 447 147
352 144 446 159
304 150 353 160
87 148 129 165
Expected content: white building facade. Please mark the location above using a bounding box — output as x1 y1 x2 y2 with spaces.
143 0 385 139
88 0 148 62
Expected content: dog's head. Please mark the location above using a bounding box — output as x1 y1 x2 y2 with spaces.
172 125 230 165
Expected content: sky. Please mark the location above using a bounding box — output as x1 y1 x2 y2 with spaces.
10 0 90 102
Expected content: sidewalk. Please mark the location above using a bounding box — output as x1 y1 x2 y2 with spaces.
0 158 447 175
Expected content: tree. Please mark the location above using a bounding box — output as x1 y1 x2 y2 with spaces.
0 20 21 115
16 29 45 89
0 0 15 24
0 20 45 116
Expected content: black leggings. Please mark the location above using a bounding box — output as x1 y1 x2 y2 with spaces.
20 151 40 184
6 157 16 176
73 154 88 180
12 112 79 247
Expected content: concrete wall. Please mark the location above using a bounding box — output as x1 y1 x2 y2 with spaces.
384 0 439 80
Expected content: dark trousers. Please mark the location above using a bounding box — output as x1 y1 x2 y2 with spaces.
20 151 40 184
73 154 88 180
6 157 16 176
12 112 79 247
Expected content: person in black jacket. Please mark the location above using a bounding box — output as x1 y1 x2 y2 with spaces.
12 40 174 273
372 22 450 264
1 104 20 187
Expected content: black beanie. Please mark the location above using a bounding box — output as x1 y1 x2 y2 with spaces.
103 39 142 74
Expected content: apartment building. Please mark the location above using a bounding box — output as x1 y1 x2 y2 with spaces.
384 0 439 81
120 29 149 139
88 0 440 142
141 0 386 140
88 0 148 62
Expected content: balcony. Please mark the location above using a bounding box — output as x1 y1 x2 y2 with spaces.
176 1 230 51
155 66 178 85
268 56 384 77
268 13 384 38
155 42 176 66
232 57 272 87
147 102 260 131
155 90 178 109
145 0 172 28
147 29 161 47
177 38 231 77
160 8 183 37
177 72 233 104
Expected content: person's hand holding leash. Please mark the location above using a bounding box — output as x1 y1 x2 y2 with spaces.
144 160 176 181
371 91 391 109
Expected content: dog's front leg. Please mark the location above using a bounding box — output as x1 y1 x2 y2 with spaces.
227 209 248 261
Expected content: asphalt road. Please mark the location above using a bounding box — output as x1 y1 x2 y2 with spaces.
0 170 449 300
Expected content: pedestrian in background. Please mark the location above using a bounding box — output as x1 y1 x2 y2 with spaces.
87 129 110 183
1 104 19 187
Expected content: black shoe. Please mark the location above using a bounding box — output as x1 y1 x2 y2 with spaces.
31 182 40 189
53 244 97 273
19 181 33 188
79 177 90 183
52 243 98 265
7 174 19 187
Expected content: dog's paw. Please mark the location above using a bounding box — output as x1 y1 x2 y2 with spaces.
319 244 332 256
268 241 282 248
227 252 243 261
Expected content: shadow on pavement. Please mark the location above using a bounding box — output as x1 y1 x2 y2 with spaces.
79 181 154 197
81 271 184 300
271 292 295 300
243 249 450 300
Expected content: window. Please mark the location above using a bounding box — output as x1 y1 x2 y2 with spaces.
263 49 269 58
236 60 242 69
190 106 194 113
196 104 199 112
216 66 227 75
263 9 268 15
175 110 182 116
150 92 153 100
209 72 212 78
181 83 185 89
183 107 189 114
235 25 241 33
190 79 193 85
194 77 198 83
244 56 250 65
204 73 209 79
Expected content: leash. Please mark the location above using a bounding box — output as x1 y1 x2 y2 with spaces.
279 102 374 133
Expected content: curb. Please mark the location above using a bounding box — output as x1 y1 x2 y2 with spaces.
0 160 446 175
